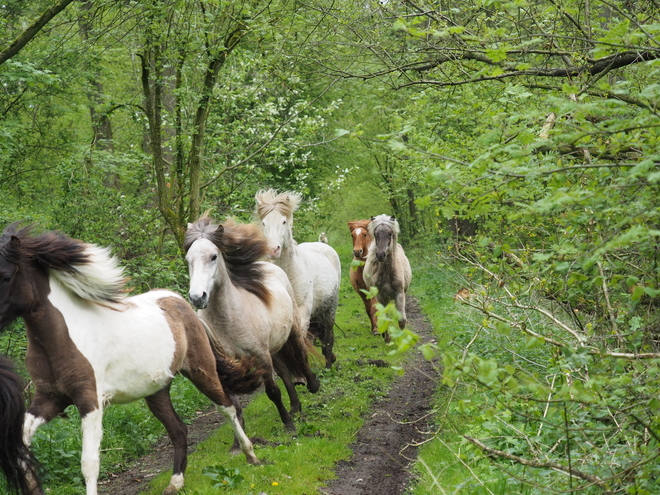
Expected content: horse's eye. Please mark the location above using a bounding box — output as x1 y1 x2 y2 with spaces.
1 276 11 284
210 254 218 262
282 220 287 225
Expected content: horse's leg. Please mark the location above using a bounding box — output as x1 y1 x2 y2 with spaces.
226 393 246 456
263 371 296 431
144 388 188 495
363 293 379 335
79 407 104 495
22 392 73 494
396 291 407 330
182 358 258 464
319 311 337 369
272 355 302 415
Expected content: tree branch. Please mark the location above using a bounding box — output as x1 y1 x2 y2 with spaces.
464 435 612 492
0 0 77 66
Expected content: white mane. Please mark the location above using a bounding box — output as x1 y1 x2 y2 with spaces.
50 244 128 304
369 214 400 236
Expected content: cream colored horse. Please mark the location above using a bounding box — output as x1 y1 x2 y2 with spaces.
185 216 319 440
255 190 341 368
363 215 412 340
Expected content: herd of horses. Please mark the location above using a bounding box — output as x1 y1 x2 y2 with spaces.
0 190 411 495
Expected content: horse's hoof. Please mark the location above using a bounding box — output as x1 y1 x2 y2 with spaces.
307 376 321 393
285 422 297 433
293 376 307 386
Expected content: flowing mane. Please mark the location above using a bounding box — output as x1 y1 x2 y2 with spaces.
369 214 400 237
0 223 127 304
255 189 302 220
184 216 271 304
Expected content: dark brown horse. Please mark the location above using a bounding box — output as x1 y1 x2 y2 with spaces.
0 356 40 494
348 220 379 336
0 223 262 495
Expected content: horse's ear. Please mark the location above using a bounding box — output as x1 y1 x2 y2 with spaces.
371 216 375 221
390 215 396 221
187 223 193 229
6 235 22 260
215 224 225 234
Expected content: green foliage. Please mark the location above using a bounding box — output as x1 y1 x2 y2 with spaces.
202 465 245 490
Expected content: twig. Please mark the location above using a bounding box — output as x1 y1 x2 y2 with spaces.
464 435 611 493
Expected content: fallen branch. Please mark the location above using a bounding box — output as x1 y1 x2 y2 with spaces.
464 435 612 493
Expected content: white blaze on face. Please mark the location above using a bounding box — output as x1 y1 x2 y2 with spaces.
261 211 288 258
186 238 219 309
355 228 363 236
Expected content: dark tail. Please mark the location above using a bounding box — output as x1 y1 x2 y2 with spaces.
0 356 40 494
212 350 266 396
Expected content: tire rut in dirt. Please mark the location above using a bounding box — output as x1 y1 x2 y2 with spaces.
322 297 437 495
99 297 438 495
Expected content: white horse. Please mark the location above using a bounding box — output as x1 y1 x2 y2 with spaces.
185 216 320 439
255 190 341 368
0 223 259 495
363 215 412 340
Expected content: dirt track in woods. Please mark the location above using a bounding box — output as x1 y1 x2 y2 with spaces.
99 297 438 495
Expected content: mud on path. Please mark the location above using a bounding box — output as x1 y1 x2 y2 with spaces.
99 298 438 495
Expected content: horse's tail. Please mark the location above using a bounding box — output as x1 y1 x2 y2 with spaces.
197 318 266 395
0 356 41 495
213 351 266 395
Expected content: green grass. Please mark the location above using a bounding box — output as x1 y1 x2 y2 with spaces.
110 241 409 494
407 251 539 495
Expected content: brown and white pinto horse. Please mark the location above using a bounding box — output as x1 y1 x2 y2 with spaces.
0 224 261 495
348 220 379 336
363 215 412 340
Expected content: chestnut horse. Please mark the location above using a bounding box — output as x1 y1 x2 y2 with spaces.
363 215 412 338
0 223 260 495
348 220 379 336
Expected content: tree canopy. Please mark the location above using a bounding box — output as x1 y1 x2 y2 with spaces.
2 0 660 493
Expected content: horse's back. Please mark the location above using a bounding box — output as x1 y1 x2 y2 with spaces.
397 243 412 291
300 241 341 277
298 242 341 303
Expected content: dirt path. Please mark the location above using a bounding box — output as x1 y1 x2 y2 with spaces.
99 298 438 495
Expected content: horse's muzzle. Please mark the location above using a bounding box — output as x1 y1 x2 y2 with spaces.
189 293 208 310
268 246 282 258
376 253 387 262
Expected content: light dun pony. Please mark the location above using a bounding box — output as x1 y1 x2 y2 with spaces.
0 224 260 495
255 190 341 368
348 220 379 335
185 216 320 438
363 215 412 340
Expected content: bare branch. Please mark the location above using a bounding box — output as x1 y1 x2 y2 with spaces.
0 0 77 66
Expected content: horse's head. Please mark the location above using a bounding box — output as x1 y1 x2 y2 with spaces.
348 220 371 259
369 215 399 263
255 189 301 259
0 225 40 329
185 236 223 310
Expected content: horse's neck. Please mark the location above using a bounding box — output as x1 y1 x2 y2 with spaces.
22 289 80 376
